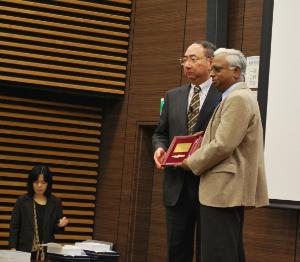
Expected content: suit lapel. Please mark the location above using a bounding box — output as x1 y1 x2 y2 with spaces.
43 197 55 229
177 84 190 135
25 196 34 230
193 84 221 132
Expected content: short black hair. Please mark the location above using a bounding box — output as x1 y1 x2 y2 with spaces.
193 40 216 58
27 165 53 197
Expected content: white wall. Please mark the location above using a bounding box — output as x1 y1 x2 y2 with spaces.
265 0 300 201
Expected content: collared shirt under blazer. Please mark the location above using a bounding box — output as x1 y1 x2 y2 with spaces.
187 82 269 208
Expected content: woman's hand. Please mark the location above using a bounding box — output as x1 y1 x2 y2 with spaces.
58 216 69 227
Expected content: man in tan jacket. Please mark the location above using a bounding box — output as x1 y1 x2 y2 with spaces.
180 48 269 262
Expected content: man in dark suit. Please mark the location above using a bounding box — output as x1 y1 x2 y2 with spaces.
152 41 221 262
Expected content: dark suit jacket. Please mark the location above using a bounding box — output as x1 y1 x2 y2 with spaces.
152 83 221 206
9 194 64 252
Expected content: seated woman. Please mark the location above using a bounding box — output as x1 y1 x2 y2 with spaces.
9 164 69 261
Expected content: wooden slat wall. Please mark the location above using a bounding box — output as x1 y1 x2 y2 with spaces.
0 0 132 95
0 94 102 248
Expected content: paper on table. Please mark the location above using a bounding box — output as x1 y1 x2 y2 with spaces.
75 242 113 252
43 242 85 256
0 250 31 262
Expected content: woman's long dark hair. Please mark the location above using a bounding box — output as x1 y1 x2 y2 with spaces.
27 165 53 197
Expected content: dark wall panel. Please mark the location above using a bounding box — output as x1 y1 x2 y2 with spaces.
184 0 207 48
146 167 166 262
244 208 297 262
126 126 155 261
228 0 245 49
242 0 263 56
182 0 207 86
93 98 128 245
296 213 300 262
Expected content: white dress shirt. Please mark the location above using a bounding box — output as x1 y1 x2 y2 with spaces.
188 78 212 111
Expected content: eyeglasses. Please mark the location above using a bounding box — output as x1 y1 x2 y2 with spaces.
179 55 209 66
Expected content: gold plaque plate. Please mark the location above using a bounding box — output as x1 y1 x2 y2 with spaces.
173 143 192 153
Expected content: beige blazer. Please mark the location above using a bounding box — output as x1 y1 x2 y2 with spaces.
187 83 269 208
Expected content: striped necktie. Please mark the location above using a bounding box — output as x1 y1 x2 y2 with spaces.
187 86 201 135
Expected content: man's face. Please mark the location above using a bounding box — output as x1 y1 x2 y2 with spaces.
210 54 239 93
182 44 211 85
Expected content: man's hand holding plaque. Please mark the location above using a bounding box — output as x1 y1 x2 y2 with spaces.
161 132 203 167
154 147 166 170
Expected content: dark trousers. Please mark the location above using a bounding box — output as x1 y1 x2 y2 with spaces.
200 205 245 262
165 172 200 262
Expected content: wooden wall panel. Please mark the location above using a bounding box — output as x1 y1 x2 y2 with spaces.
182 0 207 86
184 0 207 49
228 0 263 55
296 213 300 262
126 126 155 261
0 0 132 95
242 0 264 56
244 208 297 262
93 98 128 245
228 0 245 50
146 167 166 262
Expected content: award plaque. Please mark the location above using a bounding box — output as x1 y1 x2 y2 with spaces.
161 134 203 167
